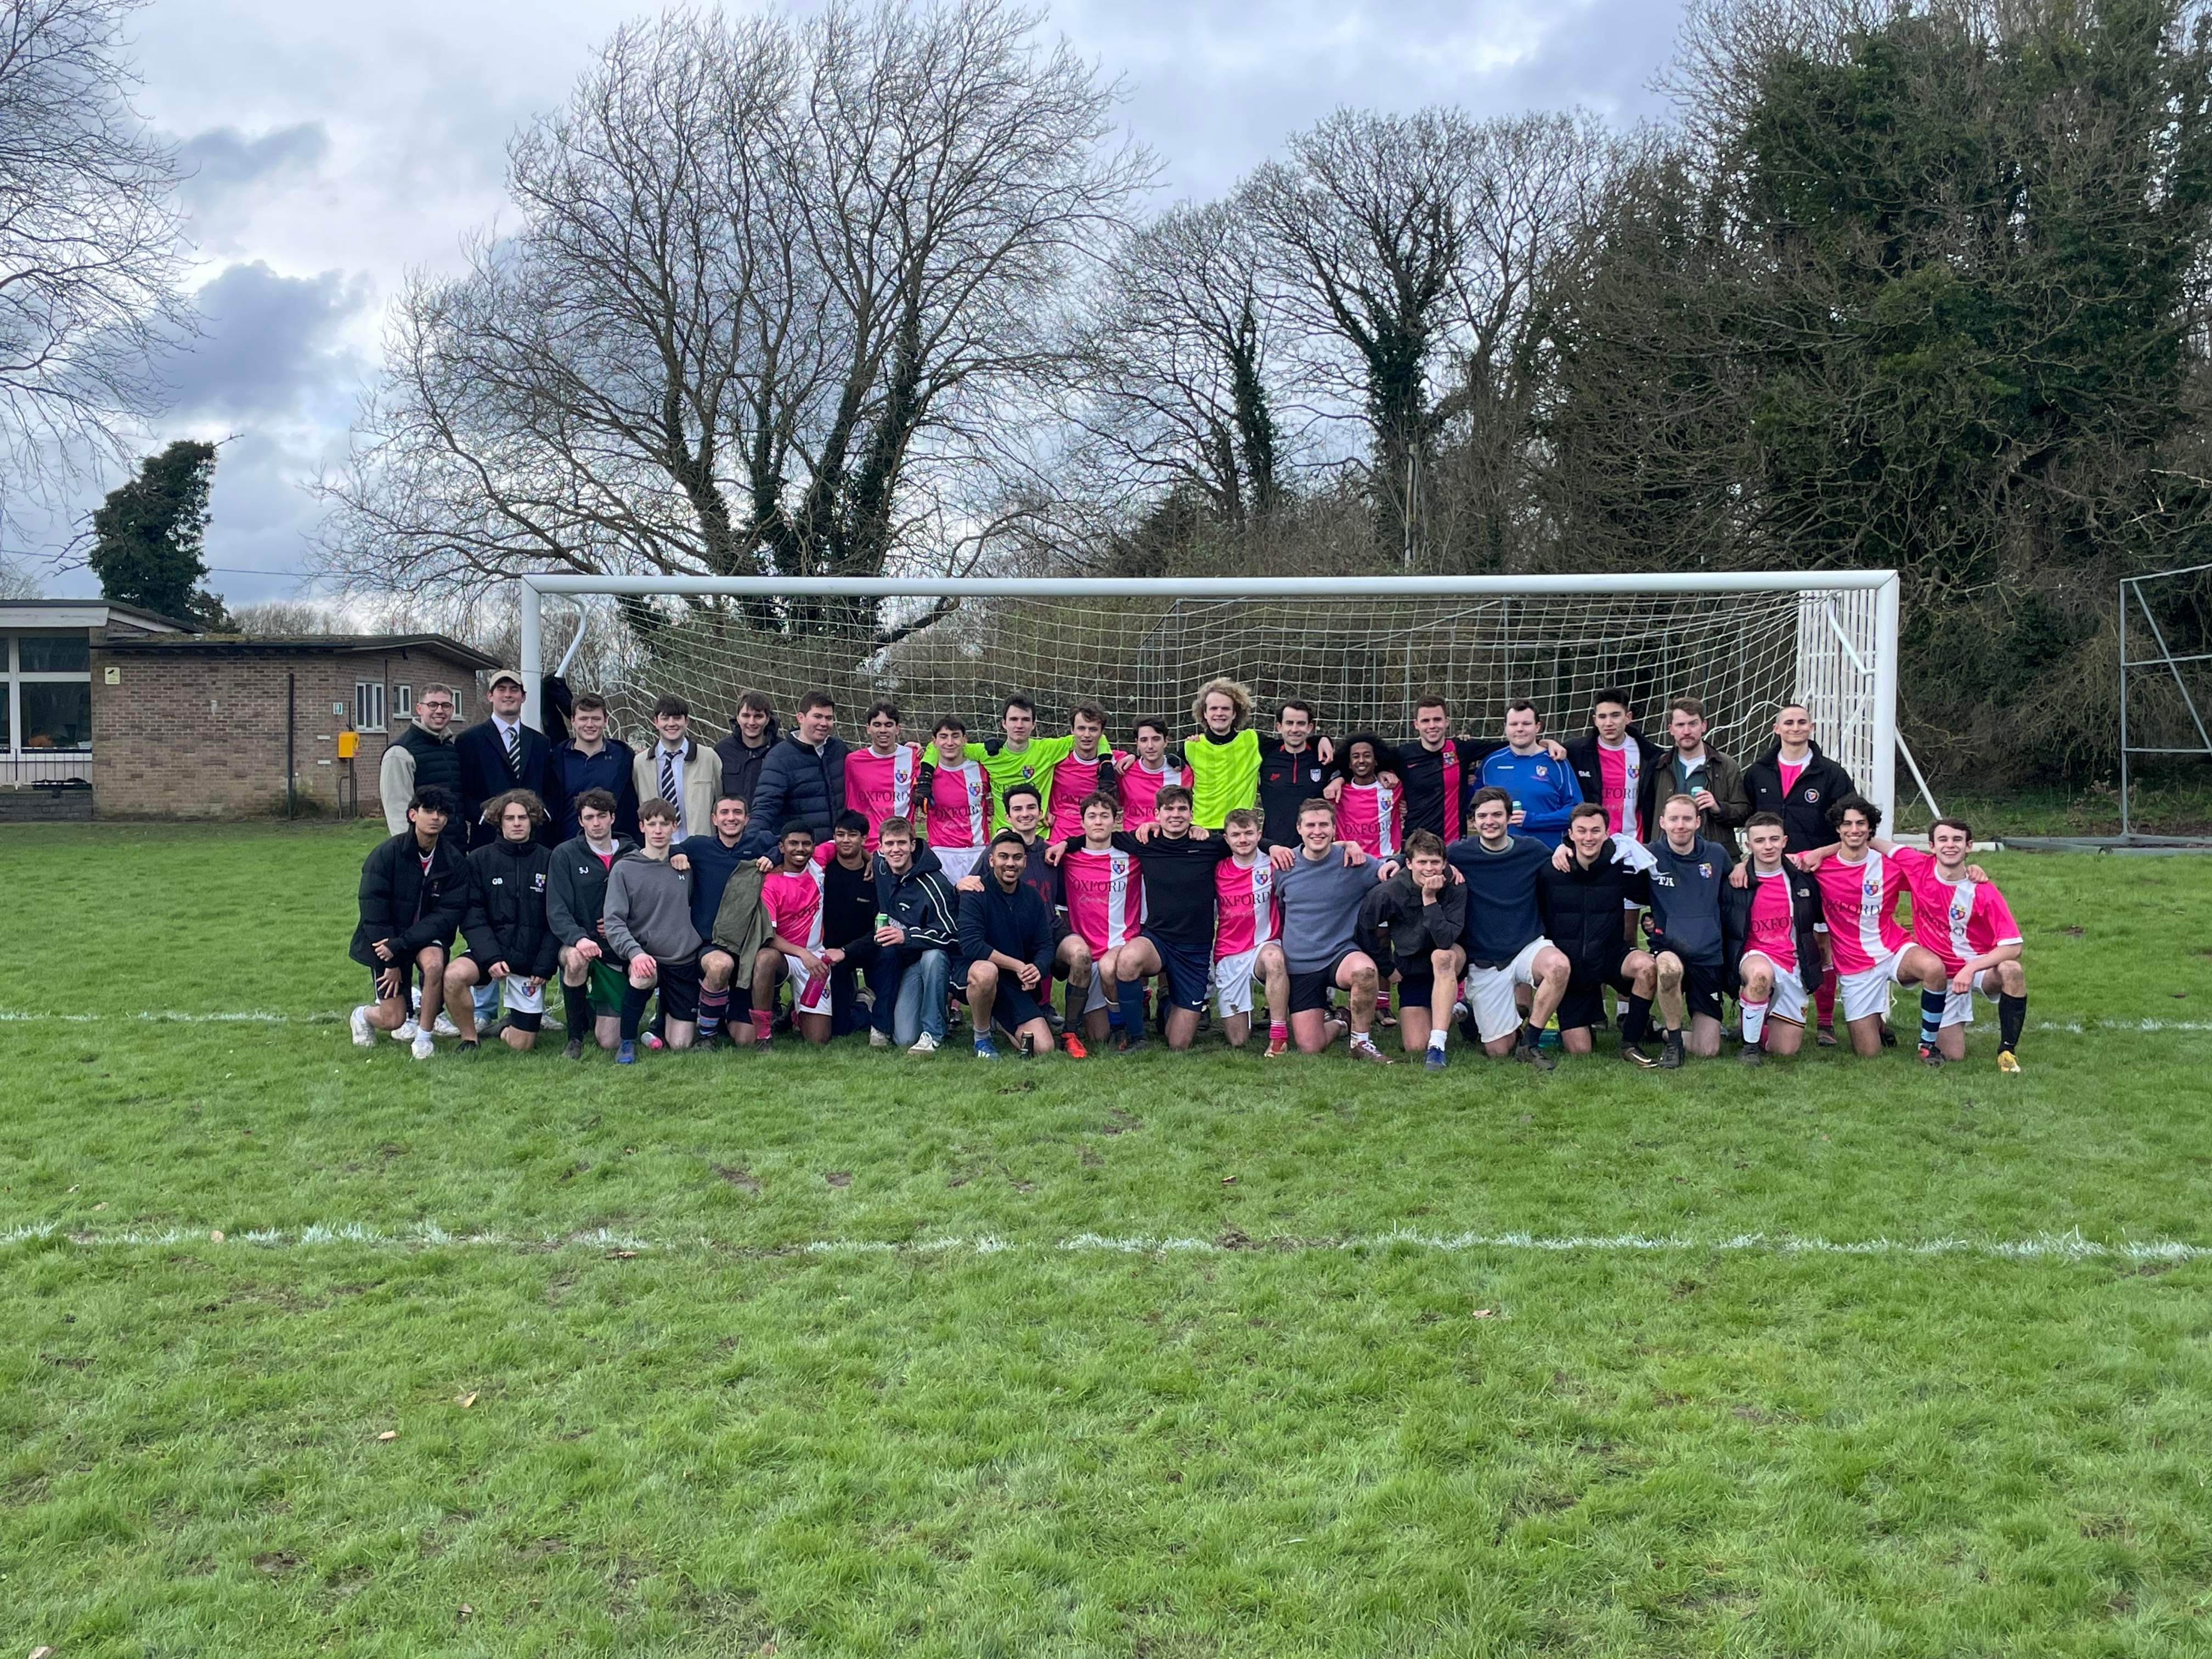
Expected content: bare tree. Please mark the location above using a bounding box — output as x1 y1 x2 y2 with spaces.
319 0 1152 630
1065 199 1290 528
0 0 190 501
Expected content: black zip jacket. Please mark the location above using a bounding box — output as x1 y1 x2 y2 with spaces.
351 832 466 967
714 715 781 809
1356 868 1468 978
1536 844 1652 981
546 833 641 951
460 836 559 978
1742 741 1857 853
1720 863 1826 989
1564 726 1671 842
740 732 851 855
873 845 961 953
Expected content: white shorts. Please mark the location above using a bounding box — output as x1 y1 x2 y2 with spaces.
1463 937 1551 1044
1740 952 1807 1024
1211 945 1263 1017
782 954 829 1013
497 975 545 1015
1942 968 2004 1028
1838 951 1912 1023
932 844 985 882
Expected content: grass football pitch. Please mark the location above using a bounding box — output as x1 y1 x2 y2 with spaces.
4 821 2211 1657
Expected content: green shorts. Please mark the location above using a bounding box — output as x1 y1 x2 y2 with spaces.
587 959 628 1018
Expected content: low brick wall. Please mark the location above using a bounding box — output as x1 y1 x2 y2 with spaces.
0 787 94 822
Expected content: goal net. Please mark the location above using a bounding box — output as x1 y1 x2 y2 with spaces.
521 574 1900 817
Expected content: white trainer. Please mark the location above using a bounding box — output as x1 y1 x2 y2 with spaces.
410 1031 436 1061
907 1031 940 1054
433 1012 461 1037
868 1028 892 1048
349 1006 375 1047
392 1019 420 1043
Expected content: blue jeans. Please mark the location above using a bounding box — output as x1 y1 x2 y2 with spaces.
883 947 950 1045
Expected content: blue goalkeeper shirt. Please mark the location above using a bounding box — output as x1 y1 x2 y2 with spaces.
1477 746 1583 848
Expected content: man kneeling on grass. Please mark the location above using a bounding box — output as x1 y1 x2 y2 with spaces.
958 829 1060 1059
350 786 466 1059
601 798 702 1063
443 787 558 1053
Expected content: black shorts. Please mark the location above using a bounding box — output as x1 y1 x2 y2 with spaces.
1396 972 1435 1008
363 944 444 999
644 953 701 1023
1288 953 1354 1014
1558 942 1640 1031
991 981 1051 1032
1144 932 1211 1012
1682 960 1725 1025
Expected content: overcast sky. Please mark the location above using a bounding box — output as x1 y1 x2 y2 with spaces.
26 0 1688 606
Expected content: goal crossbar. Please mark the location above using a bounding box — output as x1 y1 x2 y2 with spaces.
517 571 1901 822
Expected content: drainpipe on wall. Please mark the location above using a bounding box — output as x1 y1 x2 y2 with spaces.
286 672 296 820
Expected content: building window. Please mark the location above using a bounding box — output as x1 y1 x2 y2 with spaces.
354 680 387 732
393 682 413 721
3 631 94 757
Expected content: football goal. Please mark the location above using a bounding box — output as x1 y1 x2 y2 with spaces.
518 572 1904 821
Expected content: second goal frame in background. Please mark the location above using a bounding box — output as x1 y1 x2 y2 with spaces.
518 572 1902 824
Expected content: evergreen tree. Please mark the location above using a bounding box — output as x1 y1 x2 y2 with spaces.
87 439 229 629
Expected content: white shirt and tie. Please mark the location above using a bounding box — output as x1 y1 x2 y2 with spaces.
493 714 524 780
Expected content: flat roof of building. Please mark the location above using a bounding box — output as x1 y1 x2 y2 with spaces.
96 632 500 669
0 598 195 631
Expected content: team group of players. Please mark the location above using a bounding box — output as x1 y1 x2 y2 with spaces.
348 678 2029 1072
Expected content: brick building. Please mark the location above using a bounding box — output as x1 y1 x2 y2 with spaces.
0 600 494 821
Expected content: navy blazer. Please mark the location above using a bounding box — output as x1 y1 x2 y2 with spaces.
455 718 554 845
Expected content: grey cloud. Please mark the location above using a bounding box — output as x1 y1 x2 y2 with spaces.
177 122 330 207
163 261 373 424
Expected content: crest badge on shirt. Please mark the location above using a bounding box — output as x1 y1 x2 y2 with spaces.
1534 765 1548 778
1698 862 1712 878
1804 788 1821 803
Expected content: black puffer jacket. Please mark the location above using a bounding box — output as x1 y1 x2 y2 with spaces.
460 836 558 978
740 731 851 855
350 832 466 967
1743 741 1856 853
1536 844 1652 981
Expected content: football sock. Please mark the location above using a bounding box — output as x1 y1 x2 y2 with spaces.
1519 1019 1543 1047
1427 1029 1447 1054
1919 988 1946 1048
1815 967 1837 1026
618 984 652 1043
1106 1006 1125 1033
1117 975 1147 1036
562 981 591 1035
751 1008 775 1041
1066 980 1087 1024
1740 999 1769 1046
1998 991 2027 1051
696 988 728 1039
1622 995 1653 1046
1664 1026 1683 1045
1269 1021 1288 1046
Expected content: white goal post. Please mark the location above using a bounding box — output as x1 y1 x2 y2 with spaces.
518 571 1903 823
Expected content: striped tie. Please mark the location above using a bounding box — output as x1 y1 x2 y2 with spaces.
504 724 521 778
659 750 679 821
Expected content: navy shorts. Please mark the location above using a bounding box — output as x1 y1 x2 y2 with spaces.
1144 932 1211 1012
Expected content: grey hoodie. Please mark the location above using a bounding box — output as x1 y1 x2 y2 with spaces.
601 850 702 962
